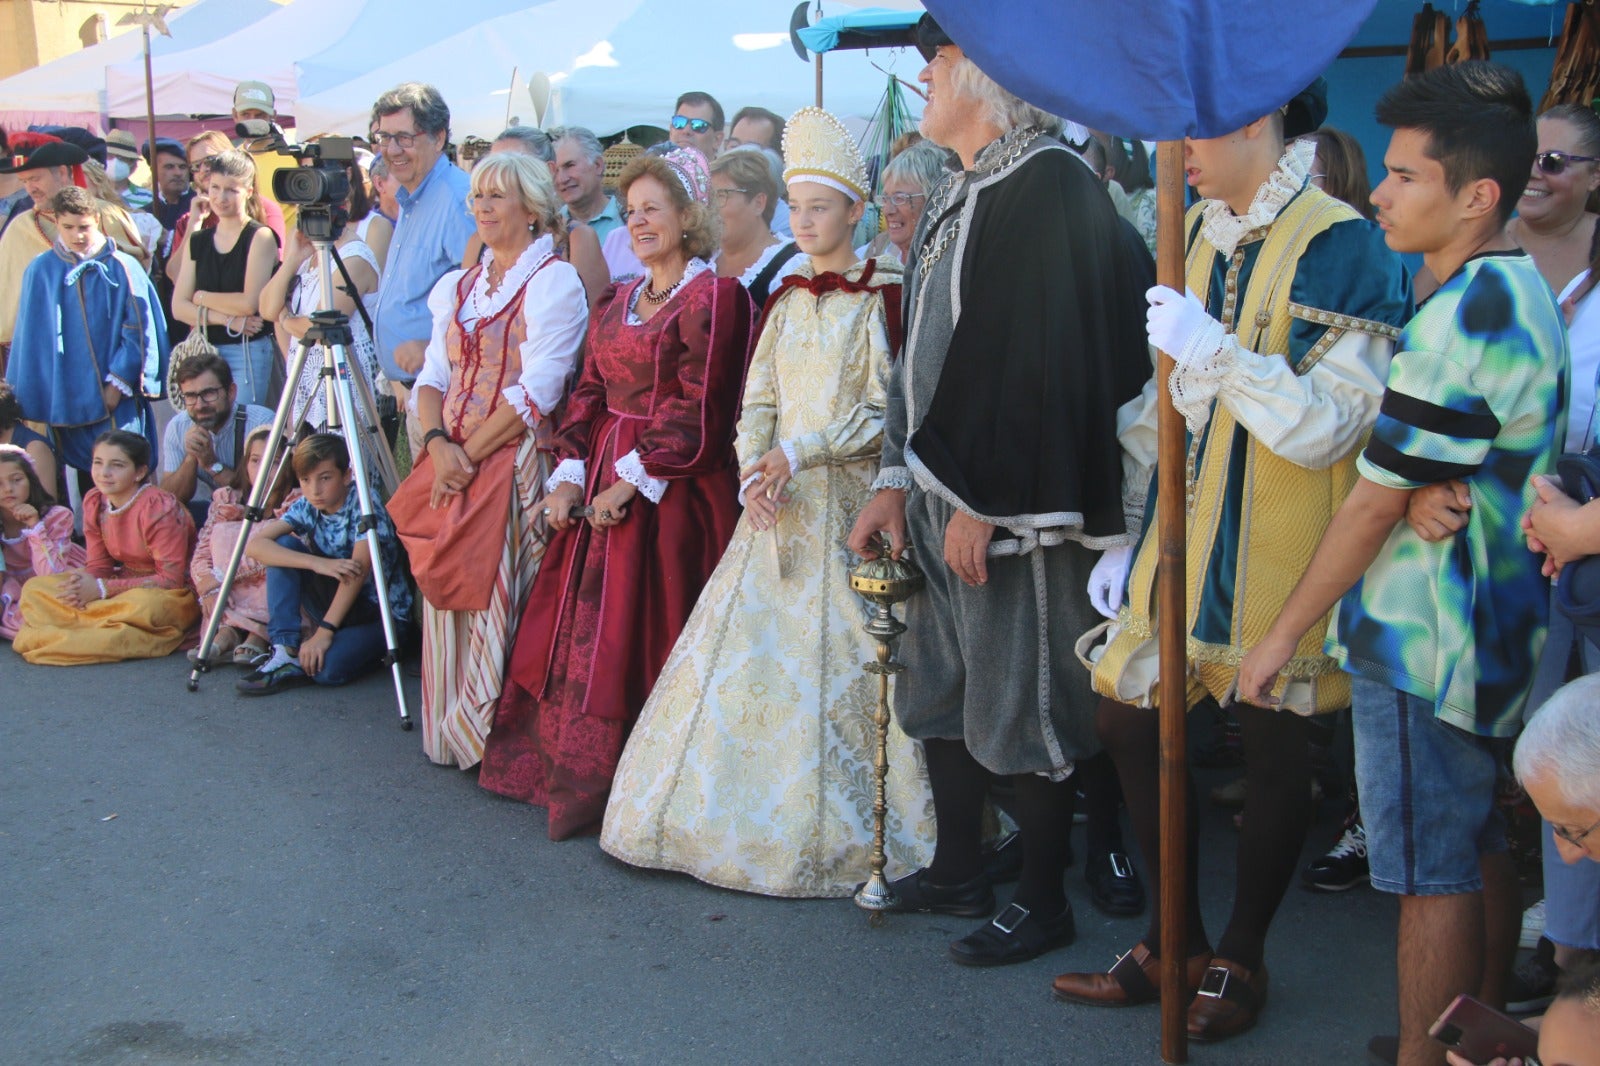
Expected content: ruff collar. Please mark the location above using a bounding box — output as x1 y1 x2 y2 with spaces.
1199 139 1315 258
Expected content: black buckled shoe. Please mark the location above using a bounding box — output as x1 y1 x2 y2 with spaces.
877 868 995 918
948 902 1076 967
1085 852 1146 917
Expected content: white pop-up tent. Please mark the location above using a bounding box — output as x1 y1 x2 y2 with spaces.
293 0 924 138
0 0 281 132
102 0 370 121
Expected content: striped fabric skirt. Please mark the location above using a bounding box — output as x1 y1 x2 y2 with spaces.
420 436 550 768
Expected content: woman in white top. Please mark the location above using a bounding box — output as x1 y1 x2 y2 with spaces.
710 148 802 309
395 153 588 770
260 159 383 433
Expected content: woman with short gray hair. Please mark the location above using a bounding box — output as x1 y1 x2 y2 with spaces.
861 140 955 264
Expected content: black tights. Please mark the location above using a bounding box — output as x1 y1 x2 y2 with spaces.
1095 697 1313 970
922 737 1077 917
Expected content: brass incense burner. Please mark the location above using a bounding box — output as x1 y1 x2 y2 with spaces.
848 534 924 920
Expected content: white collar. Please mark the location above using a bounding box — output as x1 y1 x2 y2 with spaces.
1199 139 1315 258
467 235 555 322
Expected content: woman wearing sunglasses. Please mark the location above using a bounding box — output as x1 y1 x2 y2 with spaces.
1511 104 1600 296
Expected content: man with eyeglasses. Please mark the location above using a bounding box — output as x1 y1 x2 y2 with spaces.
368 82 474 431
160 353 273 522
669 92 725 158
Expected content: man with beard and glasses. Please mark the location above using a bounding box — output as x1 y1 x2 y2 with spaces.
159 354 273 525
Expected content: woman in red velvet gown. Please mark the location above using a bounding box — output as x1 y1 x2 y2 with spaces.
480 147 755 839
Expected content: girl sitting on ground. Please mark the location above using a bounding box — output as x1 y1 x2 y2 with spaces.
189 425 299 667
13 430 198 665
0 444 84 640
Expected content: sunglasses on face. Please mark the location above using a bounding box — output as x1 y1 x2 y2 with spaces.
1535 150 1600 175
671 115 713 134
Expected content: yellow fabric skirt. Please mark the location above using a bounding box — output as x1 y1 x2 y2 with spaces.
14 574 199 665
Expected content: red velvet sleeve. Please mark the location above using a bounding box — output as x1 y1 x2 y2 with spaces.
548 284 622 464
636 276 755 480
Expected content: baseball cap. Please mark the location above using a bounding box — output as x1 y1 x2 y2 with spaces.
233 80 275 114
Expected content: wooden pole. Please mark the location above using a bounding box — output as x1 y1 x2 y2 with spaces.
142 22 158 172
814 52 824 107
1154 138 1190 1066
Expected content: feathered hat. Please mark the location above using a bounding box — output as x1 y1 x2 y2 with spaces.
782 107 869 203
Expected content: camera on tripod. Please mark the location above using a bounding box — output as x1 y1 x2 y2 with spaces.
235 119 355 242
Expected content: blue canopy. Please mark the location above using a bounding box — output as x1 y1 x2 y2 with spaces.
920 0 1381 140
797 8 921 54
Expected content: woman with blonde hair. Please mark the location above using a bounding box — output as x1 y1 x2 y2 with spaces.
172 149 282 406
388 152 589 770
710 148 801 307
480 147 756 839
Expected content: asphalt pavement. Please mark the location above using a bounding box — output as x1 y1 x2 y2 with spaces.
2 653 1401 1065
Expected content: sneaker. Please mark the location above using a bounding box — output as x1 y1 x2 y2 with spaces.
1520 899 1547 951
1507 936 1560 1014
236 645 312 697
1303 819 1369 892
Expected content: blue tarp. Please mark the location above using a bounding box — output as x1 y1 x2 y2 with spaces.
797 9 920 54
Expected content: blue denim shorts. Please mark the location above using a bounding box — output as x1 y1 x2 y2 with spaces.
1351 676 1509 896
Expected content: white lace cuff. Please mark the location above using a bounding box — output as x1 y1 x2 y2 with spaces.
1166 321 1232 434
104 374 133 398
872 465 914 493
779 439 801 479
545 458 586 495
736 470 762 507
501 386 541 429
614 449 667 504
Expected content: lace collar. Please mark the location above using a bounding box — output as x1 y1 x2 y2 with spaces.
468 235 556 321
104 484 150 516
626 257 711 325
1198 139 1315 257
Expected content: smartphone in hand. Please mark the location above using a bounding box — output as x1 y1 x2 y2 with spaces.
1430 994 1539 1063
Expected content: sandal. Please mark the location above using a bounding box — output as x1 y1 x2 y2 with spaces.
234 639 269 667
187 627 241 666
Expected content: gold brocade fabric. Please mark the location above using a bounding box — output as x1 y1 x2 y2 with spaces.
1093 193 1363 714
15 575 198 665
600 259 936 897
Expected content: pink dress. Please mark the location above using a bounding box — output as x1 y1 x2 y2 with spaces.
1 505 85 639
191 486 298 641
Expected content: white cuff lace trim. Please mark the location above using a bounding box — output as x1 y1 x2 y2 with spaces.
104 374 133 398
1166 320 1232 434
614 449 667 504
502 386 540 429
545 458 586 495
779 439 801 478
736 470 762 507
872 465 914 492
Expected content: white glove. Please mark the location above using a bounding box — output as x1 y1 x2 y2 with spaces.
1145 285 1225 365
1087 544 1133 620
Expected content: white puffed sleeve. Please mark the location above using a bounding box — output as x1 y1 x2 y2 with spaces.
502 259 588 428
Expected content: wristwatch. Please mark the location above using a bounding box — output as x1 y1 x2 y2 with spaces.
209 461 225 476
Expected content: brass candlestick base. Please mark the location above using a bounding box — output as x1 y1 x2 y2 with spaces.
849 534 924 923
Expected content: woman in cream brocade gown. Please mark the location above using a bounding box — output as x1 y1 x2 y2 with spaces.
601 254 936 897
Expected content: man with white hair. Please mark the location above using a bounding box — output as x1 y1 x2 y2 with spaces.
547 126 623 245
1518 675 1600 870
847 13 1152 969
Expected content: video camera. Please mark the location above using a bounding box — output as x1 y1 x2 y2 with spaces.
236 119 355 242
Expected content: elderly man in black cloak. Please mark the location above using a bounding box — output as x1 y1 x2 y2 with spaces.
848 14 1153 966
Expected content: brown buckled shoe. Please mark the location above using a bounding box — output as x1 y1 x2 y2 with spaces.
1186 957 1269 1042
1052 941 1211 1007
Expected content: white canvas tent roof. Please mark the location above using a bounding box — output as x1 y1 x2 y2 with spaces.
103 0 369 120
293 0 925 138
0 0 280 131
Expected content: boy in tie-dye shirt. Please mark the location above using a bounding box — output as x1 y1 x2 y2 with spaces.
1237 62 1565 1063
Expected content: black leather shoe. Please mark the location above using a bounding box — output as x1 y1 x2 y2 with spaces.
1085 852 1145 917
948 901 1076 967
877 868 995 918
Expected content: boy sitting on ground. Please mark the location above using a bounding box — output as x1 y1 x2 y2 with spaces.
237 434 411 696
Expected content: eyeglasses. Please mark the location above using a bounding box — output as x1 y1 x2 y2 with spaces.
1535 150 1600 175
180 386 226 406
371 130 422 150
711 188 751 204
671 115 714 134
875 191 927 210
1554 814 1600 848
